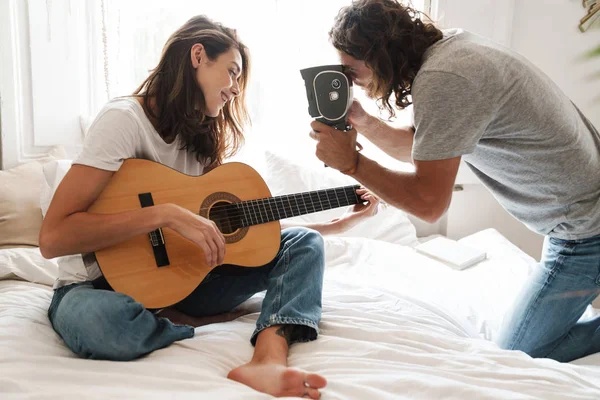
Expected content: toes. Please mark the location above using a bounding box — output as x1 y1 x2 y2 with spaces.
303 387 321 399
305 373 327 389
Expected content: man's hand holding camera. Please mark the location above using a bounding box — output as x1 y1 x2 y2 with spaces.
346 100 372 133
309 121 360 175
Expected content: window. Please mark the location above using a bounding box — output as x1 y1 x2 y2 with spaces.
1 0 430 166
100 0 429 160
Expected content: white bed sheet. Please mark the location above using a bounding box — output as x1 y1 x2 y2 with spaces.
2 280 600 399
2 230 600 399
324 228 540 342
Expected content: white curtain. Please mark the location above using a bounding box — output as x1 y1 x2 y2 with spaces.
97 0 426 161
9 1 428 163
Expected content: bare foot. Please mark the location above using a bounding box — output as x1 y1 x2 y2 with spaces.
227 362 327 399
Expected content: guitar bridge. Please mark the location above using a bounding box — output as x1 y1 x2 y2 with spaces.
139 193 170 267
149 228 165 247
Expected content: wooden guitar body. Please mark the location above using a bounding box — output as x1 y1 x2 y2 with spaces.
89 159 280 308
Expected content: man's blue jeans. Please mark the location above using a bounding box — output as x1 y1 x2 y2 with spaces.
497 234 600 362
48 227 325 361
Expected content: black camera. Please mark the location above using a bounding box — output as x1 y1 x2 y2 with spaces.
300 65 353 131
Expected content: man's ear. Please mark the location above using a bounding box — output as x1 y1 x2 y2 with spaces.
190 43 205 68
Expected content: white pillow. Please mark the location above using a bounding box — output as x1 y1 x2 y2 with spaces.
0 146 66 249
0 247 59 286
262 150 419 246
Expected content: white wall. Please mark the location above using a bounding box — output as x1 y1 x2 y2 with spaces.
511 0 600 129
434 0 516 46
446 184 545 259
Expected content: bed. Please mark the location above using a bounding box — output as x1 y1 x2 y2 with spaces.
2 153 600 399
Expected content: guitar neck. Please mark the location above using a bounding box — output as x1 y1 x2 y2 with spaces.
237 185 362 227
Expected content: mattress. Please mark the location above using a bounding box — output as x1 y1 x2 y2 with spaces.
1 229 600 399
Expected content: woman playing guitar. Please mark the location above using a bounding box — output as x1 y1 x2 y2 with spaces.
39 15 378 399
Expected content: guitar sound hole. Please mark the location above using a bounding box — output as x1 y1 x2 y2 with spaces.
209 201 242 235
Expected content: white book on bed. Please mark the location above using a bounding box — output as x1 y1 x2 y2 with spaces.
416 237 486 270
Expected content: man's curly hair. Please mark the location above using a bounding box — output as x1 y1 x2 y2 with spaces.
329 0 442 118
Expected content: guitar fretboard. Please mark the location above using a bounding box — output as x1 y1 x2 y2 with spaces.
235 185 362 227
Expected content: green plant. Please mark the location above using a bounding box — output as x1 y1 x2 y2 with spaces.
588 46 600 102
580 4 600 101
586 45 600 68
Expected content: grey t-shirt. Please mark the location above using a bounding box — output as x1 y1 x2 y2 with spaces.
411 29 600 240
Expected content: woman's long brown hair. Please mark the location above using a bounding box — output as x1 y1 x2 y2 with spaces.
329 0 442 118
134 15 250 165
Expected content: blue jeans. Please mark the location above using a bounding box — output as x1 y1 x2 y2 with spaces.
48 227 325 361
497 234 600 362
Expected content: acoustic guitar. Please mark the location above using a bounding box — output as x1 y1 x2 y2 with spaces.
88 158 364 308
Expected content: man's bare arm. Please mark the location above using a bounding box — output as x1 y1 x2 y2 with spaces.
350 154 461 223
348 100 414 163
359 117 414 163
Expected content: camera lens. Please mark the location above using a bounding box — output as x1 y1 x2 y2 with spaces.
331 79 341 89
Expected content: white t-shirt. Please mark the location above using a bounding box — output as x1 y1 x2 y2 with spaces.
54 97 208 289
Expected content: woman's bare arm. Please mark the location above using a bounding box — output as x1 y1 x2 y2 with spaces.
39 164 225 267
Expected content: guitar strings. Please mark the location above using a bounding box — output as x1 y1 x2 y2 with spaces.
206 188 361 215
202 192 364 226
192 185 361 216
194 184 362 213
188 186 364 227
205 198 363 227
